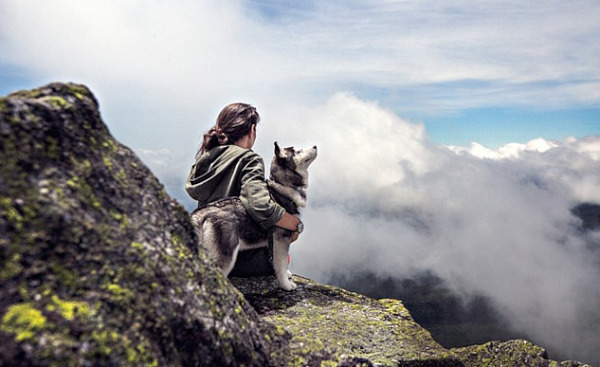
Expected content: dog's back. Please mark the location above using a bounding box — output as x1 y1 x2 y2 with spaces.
191 198 266 272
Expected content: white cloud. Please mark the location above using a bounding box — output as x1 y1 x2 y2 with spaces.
280 95 600 364
448 138 558 160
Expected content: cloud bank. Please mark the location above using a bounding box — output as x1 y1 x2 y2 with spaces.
281 93 600 363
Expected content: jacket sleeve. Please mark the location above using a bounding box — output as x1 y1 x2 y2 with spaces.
239 152 285 230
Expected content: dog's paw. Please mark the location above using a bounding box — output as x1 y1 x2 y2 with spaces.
286 269 293 279
280 279 297 291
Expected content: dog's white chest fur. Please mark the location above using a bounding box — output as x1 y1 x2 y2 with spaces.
268 180 306 208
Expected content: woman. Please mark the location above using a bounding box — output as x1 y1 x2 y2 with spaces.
185 103 301 276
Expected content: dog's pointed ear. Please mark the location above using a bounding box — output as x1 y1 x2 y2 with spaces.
274 141 284 157
274 141 289 167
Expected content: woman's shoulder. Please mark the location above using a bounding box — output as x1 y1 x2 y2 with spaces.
226 145 263 161
201 145 263 168
205 145 256 160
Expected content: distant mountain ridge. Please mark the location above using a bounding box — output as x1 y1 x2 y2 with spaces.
572 203 600 230
0 83 594 366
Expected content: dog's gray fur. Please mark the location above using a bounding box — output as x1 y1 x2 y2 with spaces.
190 142 317 291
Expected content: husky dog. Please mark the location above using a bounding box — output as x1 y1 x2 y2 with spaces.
190 142 317 291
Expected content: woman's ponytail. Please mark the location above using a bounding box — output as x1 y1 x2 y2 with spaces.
197 103 259 157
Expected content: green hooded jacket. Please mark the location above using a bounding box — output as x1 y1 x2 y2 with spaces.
185 145 285 230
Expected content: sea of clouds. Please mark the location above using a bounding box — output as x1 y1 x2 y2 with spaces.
259 94 600 364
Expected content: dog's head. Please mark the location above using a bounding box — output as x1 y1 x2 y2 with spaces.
271 142 317 187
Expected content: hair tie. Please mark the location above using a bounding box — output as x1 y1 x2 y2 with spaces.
217 131 228 144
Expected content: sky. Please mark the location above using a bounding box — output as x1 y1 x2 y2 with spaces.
1 0 600 364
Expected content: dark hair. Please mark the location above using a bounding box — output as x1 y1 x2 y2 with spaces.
197 103 260 156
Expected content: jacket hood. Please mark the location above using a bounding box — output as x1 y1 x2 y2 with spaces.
185 145 252 204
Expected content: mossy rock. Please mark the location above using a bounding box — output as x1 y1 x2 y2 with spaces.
232 275 463 367
451 340 594 367
232 275 596 367
0 83 288 366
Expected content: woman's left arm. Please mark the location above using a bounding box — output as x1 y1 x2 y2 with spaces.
239 153 285 229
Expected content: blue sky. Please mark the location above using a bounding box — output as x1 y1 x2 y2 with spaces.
424 106 600 147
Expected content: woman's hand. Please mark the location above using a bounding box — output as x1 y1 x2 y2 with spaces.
276 212 302 243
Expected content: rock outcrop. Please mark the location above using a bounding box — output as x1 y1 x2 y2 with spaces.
0 83 594 367
232 276 594 367
0 83 286 366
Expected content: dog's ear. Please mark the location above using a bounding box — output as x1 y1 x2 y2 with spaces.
274 141 290 167
274 141 283 157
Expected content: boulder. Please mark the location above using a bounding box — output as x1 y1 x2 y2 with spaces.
452 340 593 367
232 275 594 367
231 275 462 366
0 83 287 366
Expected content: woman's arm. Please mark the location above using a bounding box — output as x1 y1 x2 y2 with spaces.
276 212 301 243
239 152 302 242
239 153 286 229
276 212 300 231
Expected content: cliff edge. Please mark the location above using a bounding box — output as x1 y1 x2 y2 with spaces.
0 83 593 367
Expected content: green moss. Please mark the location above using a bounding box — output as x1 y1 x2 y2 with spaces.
170 232 194 260
50 263 79 291
114 168 129 186
1 197 24 231
40 96 69 109
66 176 78 189
452 340 553 367
118 213 130 230
105 283 134 301
102 155 113 169
102 139 118 153
90 329 157 365
130 241 144 251
110 209 123 222
66 175 102 210
0 252 23 280
1 303 48 342
66 84 90 98
0 97 9 112
45 136 60 159
49 295 92 321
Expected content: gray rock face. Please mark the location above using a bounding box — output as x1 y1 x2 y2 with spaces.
0 83 287 366
232 276 594 367
0 83 594 367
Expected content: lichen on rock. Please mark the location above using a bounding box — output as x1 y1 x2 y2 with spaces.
0 83 288 366
232 275 463 367
451 340 594 367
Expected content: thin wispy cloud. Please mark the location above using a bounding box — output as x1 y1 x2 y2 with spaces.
246 0 600 108
2 0 599 112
